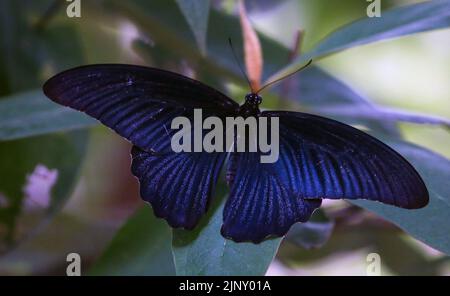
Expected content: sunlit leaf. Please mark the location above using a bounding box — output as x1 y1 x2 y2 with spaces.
271 0 450 81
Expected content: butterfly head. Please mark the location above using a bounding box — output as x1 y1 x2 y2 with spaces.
245 93 262 105
239 93 262 117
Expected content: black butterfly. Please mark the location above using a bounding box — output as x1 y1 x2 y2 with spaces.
43 64 429 243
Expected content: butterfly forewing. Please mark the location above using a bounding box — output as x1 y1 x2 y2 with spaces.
43 64 238 151
265 111 429 209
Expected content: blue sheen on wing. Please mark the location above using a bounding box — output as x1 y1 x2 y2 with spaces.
43 64 429 244
43 64 238 153
265 111 429 209
131 146 226 229
43 64 237 229
223 150 322 243
222 111 428 243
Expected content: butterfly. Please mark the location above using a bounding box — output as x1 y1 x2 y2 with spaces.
43 64 429 243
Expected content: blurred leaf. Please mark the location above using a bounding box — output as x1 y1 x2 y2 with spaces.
285 210 334 250
353 141 450 255
272 0 450 80
175 0 210 55
89 207 175 276
0 90 96 141
172 196 281 276
0 130 88 250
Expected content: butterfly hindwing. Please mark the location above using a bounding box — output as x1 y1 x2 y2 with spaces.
131 146 226 229
223 150 322 243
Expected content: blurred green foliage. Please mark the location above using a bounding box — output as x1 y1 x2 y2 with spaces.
0 0 449 275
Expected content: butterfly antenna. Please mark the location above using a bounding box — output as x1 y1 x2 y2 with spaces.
256 59 313 94
228 38 253 92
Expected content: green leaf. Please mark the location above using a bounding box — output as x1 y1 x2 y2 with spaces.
89 206 175 276
175 0 210 55
0 90 96 141
272 0 450 80
172 197 281 276
353 141 450 255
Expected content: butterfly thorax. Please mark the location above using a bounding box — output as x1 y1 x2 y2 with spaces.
238 93 262 117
